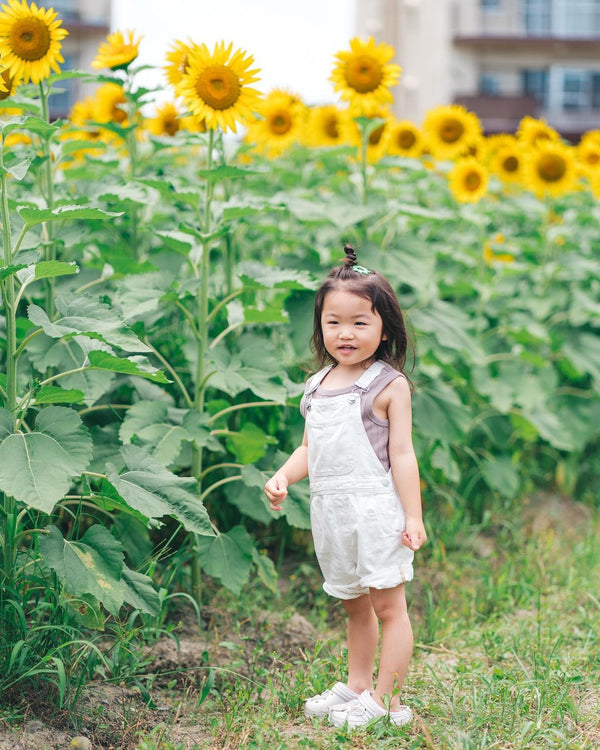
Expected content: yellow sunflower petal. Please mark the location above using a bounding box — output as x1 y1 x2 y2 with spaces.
146 101 183 137
423 104 482 161
245 88 306 158
330 36 401 114
524 141 578 198
91 28 141 71
175 40 261 133
448 157 489 202
382 119 423 158
0 0 68 84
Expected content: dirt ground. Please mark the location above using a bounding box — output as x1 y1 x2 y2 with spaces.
0 611 319 750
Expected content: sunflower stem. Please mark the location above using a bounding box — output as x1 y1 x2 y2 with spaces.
190 127 216 604
38 82 56 321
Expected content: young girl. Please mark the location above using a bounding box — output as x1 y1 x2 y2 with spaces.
264 245 427 729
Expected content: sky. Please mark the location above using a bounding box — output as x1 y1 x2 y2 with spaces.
111 0 357 109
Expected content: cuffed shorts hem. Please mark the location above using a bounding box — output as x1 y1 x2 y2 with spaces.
322 563 414 600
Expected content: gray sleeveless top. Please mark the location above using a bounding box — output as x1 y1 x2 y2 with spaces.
300 361 403 472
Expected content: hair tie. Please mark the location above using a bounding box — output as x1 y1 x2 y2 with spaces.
352 265 371 275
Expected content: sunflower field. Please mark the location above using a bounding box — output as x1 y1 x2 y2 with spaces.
0 0 599 725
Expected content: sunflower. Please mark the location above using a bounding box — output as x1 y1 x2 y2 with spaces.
350 108 391 162
577 137 600 177
423 104 482 161
91 29 141 71
146 101 183 137
382 119 423 158
448 157 489 203
523 140 578 198
179 113 207 133
483 239 515 265
175 40 261 133
517 115 560 148
330 36 401 113
164 37 196 87
245 88 306 158
489 136 524 184
0 0 68 84
92 82 128 126
305 104 353 148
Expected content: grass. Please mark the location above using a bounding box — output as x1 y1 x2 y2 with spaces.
130 505 600 750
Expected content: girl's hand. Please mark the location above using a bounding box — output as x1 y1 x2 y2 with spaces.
264 475 288 511
402 518 427 551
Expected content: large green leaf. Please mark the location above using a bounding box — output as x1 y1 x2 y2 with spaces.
39 525 124 616
120 567 161 616
105 445 215 536
195 525 254 595
413 381 471 444
87 351 169 384
237 261 316 291
18 204 121 227
225 465 276 525
0 407 93 512
119 401 194 465
28 293 151 353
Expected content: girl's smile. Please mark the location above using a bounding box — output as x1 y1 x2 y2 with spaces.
321 289 386 371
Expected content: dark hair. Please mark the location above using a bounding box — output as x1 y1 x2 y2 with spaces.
311 244 414 376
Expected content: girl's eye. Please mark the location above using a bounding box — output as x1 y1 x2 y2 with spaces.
355 321 366 326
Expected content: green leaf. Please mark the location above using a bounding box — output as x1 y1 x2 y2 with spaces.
480 456 520 498
18 205 122 228
0 263 27 281
17 260 79 287
237 261 317 290
119 400 191 465
28 293 151 353
252 548 279 594
33 386 85 405
413 381 471 444
87 351 169 384
225 465 275 525
0 407 93 512
197 164 257 183
39 525 124 616
1 115 57 138
120 567 161 616
105 445 215 536
225 423 276 464
283 482 312 529
195 526 254 595
3 156 32 181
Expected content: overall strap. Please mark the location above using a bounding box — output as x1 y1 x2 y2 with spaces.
353 360 386 392
305 365 334 396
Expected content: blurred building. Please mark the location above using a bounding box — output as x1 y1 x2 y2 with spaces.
356 0 600 139
48 0 111 119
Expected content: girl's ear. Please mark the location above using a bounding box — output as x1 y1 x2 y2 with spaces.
382 333 388 341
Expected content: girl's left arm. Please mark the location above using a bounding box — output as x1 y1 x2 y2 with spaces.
386 377 427 551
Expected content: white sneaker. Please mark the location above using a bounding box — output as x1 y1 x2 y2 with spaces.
304 682 360 718
328 689 413 729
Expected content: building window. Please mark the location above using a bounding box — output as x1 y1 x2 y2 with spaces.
50 0 79 22
521 69 549 108
522 0 551 35
481 0 501 8
559 69 600 111
479 74 501 95
556 0 600 37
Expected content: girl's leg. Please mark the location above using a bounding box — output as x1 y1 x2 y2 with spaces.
342 594 379 694
369 584 413 711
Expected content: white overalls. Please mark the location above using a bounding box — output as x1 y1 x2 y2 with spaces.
305 360 414 600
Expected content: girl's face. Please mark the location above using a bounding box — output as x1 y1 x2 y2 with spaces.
320 289 386 369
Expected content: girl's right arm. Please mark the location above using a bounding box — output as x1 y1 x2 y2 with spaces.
264 428 308 511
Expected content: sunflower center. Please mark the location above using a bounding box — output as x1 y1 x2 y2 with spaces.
345 55 383 94
397 130 416 150
324 115 339 139
503 155 519 173
465 171 482 191
585 152 600 165
164 116 180 136
440 118 464 144
195 64 241 110
9 17 51 61
269 111 292 135
537 153 566 182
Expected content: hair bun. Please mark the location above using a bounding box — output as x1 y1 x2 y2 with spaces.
343 243 357 266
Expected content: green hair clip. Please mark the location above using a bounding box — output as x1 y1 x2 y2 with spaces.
352 265 371 275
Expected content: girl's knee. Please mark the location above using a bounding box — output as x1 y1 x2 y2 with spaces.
370 586 408 621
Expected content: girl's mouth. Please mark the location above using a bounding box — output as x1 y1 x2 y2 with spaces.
338 345 356 352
